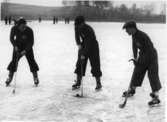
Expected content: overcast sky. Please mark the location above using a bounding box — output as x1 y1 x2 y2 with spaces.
0 0 165 14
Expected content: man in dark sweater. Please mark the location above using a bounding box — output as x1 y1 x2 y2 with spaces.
72 16 102 91
122 21 161 106
5 17 39 87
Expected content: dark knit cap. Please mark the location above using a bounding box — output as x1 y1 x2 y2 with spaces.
17 17 27 25
75 16 85 25
123 21 137 29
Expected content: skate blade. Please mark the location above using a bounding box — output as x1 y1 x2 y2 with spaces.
122 93 134 98
119 104 125 108
95 88 102 92
6 83 11 87
149 104 161 108
72 87 80 91
73 94 84 98
33 84 39 87
12 89 16 94
6 85 11 87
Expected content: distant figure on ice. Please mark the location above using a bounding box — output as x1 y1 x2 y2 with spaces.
65 17 70 24
4 16 8 25
122 21 161 106
53 16 58 24
5 17 40 87
53 16 56 24
38 17 42 23
72 16 102 91
8 16 12 25
55 18 58 23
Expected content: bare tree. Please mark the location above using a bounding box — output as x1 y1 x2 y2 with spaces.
92 1 111 9
143 4 154 15
160 3 166 15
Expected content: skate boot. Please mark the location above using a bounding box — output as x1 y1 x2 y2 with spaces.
122 87 136 97
5 77 12 87
72 81 81 90
33 72 39 87
34 77 39 87
72 75 81 90
148 92 160 106
95 77 102 91
5 72 14 87
150 92 159 98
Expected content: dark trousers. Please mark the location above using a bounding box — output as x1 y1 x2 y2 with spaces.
130 50 161 92
74 43 102 77
7 48 39 73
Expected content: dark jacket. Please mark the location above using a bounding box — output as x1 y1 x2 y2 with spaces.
75 24 97 56
10 25 34 52
132 29 156 64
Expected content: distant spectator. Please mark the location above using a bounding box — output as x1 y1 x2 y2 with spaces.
38 17 42 23
9 16 12 25
55 18 58 23
53 16 56 24
65 17 70 24
4 16 8 25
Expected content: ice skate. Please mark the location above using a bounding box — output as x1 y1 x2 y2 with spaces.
148 97 160 107
5 77 12 87
34 77 39 87
33 72 39 87
72 75 81 90
95 77 102 91
72 81 81 90
95 84 102 91
148 92 160 107
5 72 14 87
122 88 135 97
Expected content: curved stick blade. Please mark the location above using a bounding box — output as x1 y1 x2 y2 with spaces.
119 102 126 108
119 97 127 109
12 89 16 94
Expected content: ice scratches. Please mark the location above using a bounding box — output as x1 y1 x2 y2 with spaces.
0 22 165 122
87 118 104 122
147 105 165 122
33 88 108 121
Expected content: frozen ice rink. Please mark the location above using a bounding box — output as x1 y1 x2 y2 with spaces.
0 21 165 122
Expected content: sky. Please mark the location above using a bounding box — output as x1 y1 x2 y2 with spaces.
0 0 166 14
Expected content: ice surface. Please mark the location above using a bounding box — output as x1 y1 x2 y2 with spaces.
0 21 165 122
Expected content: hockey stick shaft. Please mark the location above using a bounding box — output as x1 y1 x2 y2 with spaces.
119 83 130 108
13 53 19 94
80 58 84 97
120 91 128 108
120 59 135 108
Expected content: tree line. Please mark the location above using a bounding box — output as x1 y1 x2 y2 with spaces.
62 1 166 23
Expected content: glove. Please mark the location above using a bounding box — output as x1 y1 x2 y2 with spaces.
20 50 26 57
78 44 82 50
129 58 138 66
14 46 19 52
81 55 85 60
